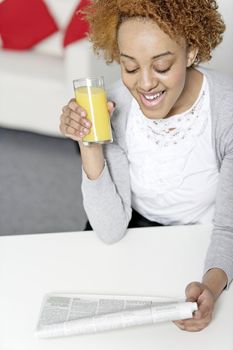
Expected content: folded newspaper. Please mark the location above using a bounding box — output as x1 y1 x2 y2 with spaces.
36 293 198 338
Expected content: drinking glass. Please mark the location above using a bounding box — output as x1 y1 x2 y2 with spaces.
73 77 113 145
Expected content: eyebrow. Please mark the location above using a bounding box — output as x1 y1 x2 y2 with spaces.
120 51 174 60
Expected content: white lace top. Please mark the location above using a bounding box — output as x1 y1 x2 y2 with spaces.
126 76 219 225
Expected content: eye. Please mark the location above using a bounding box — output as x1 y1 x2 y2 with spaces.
155 67 171 74
125 68 139 74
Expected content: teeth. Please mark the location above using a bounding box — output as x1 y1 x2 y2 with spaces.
144 92 162 100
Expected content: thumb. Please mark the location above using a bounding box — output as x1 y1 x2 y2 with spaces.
107 101 116 116
185 282 204 302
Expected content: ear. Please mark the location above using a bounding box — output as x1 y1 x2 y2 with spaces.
186 47 199 67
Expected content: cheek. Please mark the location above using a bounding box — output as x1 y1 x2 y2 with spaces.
121 72 135 92
120 63 139 91
164 70 187 93
169 63 187 89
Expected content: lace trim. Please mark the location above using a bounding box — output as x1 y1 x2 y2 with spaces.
132 81 208 148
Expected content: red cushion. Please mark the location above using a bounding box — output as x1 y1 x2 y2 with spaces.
0 0 59 50
63 0 90 47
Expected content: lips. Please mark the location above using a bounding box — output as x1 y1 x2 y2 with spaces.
139 90 165 107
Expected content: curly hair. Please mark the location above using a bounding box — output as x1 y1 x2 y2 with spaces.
84 0 225 64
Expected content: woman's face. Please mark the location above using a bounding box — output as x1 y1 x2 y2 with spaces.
118 18 196 119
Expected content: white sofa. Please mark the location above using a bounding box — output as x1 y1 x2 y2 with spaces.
0 0 120 137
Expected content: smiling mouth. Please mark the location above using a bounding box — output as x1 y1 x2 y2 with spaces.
139 90 165 107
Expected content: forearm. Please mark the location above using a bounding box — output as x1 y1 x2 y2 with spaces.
82 165 131 243
81 144 132 243
79 143 104 180
202 268 228 301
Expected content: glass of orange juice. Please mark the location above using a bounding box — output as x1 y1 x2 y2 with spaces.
73 77 113 145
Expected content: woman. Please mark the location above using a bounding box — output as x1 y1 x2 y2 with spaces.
60 0 233 331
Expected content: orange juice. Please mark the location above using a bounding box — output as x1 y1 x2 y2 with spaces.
75 86 112 144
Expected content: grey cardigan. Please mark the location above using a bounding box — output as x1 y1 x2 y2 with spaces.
82 67 233 287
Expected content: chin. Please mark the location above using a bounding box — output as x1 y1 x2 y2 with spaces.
139 105 166 120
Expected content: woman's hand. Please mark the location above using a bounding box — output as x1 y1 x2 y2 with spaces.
59 99 115 143
174 281 215 332
59 98 115 180
60 98 91 142
174 268 227 332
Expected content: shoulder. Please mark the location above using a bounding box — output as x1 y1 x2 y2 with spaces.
199 67 233 129
198 66 233 97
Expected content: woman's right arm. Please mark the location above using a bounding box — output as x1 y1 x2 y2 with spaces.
60 98 105 180
60 99 132 243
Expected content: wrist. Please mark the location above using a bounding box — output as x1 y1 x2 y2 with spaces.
202 268 228 301
80 143 105 180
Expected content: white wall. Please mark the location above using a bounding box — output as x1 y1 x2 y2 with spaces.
204 0 233 75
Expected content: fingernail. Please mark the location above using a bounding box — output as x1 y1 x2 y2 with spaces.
81 111 86 117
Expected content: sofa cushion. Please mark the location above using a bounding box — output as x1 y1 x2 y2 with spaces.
0 127 87 235
33 0 79 57
0 0 58 50
44 0 78 29
63 0 90 47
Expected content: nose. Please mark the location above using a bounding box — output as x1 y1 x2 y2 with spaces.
138 69 159 91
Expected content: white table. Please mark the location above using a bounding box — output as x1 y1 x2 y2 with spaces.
0 225 232 349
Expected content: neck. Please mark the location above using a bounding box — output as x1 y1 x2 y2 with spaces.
167 67 203 117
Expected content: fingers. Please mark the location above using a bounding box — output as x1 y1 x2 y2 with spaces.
107 101 116 116
68 99 87 118
185 281 203 301
174 308 212 332
174 282 215 332
60 98 115 141
196 288 214 318
59 99 91 141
